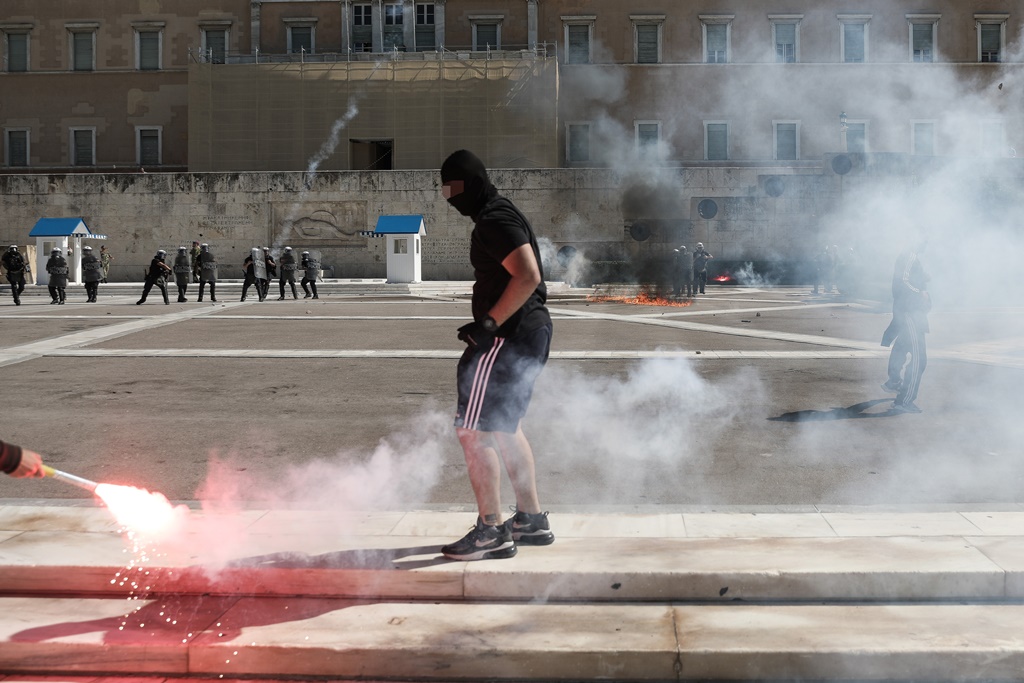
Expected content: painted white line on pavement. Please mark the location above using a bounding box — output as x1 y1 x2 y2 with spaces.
631 302 873 319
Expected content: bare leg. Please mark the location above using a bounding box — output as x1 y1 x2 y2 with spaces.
456 427 503 525
494 423 541 514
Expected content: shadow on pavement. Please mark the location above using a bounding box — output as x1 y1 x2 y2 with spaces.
768 399 895 422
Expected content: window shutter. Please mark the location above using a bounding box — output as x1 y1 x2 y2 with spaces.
7 33 28 72
846 123 865 153
290 27 312 53
843 23 864 62
980 24 1000 61
139 32 159 69
637 123 658 147
776 124 797 160
912 24 931 61
8 131 27 166
205 30 226 63
476 24 497 49
74 130 93 165
636 24 658 64
707 24 726 62
567 25 589 64
775 23 795 46
707 124 727 160
140 130 160 166
73 32 93 70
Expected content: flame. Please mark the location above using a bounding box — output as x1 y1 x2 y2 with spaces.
95 483 189 541
713 274 733 283
586 287 693 307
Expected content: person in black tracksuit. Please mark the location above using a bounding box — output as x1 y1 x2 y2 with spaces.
881 240 930 413
438 149 554 562
692 243 713 294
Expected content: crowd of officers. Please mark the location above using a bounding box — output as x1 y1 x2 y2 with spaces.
0 243 320 305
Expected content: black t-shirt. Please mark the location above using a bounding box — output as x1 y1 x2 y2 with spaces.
471 195 550 336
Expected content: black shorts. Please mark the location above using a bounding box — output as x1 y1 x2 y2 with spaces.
455 322 552 434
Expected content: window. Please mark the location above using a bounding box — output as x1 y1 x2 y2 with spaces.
769 16 801 63
68 27 96 71
5 128 29 166
137 127 161 166
845 122 866 153
701 16 733 63
632 16 663 64
980 120 1006 156
394 238 408 255
4 31 29 72
70 128 95 166
908 16 938 63
201 27 228 64
563 17 594 65
976 15 1007 63
285 20 315 54
567 123 591 163
353 4 372 51
383 5 404 50
774 121 799 160
636 121 660 152
705 122 728 160
415 4 435 51
912 121 935 156
472 19 501 50
839 15 870 63
136 30 161 70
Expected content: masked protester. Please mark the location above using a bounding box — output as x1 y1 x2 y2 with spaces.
692 242 713 295
881 238 931 414
672 245 693 297
81 245 103 302
137 249 172 305
197 243 218 302
46 247 69 304
2 245 26 305
438 149 554 561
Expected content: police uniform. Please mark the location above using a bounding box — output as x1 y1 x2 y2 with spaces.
2 245 26 305
45 248 69 304
81 246 103 302
300 251 319 299
197 243 218 302
173 247 191 302
137 250 171 305
278 246 298 299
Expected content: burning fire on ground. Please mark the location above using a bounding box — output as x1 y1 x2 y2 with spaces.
586 286 693 307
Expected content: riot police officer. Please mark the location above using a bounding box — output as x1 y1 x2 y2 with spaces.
46 247 69 304
261 247 275 301
137 249 171 305
172 246 191 302
2 245 26 305
81 245 103 302
300 250 319 299
197 243 218 302
241 247 267 302
277 246 298 300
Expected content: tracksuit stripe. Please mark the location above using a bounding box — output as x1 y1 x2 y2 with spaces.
464 338 504 430
900 317 921 405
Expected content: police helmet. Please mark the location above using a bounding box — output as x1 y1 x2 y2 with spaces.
178 246 187 252
200 243 209 251
696 242 704 249
301 251 310 255
284 246 292 252
82 245 92 251
678 245 687 251
51 247 62 254
8 245 17 252
156 249 167 257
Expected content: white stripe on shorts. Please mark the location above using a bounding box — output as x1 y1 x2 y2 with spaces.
464 337 505 430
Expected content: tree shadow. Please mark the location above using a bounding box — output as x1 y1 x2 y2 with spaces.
769 398 895 422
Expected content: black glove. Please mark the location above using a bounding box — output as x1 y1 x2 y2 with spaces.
457 321 493 348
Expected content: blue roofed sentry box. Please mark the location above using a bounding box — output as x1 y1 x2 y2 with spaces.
374 215 424 283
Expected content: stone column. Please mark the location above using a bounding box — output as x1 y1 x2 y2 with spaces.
435 0 446 50
340 0 351 54
250 0 262 54
527 0 538 50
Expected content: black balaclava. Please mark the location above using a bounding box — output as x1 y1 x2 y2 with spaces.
440 149 497 217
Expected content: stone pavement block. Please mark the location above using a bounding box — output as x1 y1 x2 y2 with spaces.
0 596 236 675
188 599 679 680
966 537 1024 598
0 507 119 534
674 604 1024 681
821 511 983 536
961 511 1024 535
0 531 130 594
244 510 405 537
682 512 835 537
462 537 1005 601
552 513 688 538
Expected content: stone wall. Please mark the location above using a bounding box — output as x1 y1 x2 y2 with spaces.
0 163 850 283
